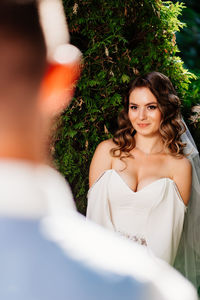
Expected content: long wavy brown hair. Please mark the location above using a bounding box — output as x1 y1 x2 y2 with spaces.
110 71 186 159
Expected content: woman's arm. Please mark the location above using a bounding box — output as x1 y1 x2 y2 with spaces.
170 157 192 206
89 139 114 188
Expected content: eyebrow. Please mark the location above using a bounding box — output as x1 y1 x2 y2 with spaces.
129 102 158 106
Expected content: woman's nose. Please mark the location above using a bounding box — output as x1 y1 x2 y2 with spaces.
138 107 147 120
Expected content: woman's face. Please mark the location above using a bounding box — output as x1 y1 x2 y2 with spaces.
128 87 162 136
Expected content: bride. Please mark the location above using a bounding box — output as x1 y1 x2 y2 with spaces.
87 71 192 266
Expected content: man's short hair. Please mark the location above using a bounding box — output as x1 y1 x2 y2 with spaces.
0 0 47 82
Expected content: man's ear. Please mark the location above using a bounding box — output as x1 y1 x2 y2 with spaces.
38 44 82 117
37 0 82 117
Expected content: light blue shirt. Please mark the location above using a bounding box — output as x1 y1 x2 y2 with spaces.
0 217 149 300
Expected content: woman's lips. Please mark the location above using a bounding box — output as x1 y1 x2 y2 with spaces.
137 123 150 128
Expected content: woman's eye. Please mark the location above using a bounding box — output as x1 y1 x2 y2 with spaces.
130 106 138 110
147 105 157 110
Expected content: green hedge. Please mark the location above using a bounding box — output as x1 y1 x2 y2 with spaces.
54 0 196 214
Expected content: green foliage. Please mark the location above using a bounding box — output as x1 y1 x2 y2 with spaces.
54 0 196 214
174 0 200 72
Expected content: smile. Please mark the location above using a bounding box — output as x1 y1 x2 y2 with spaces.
137 123 150 128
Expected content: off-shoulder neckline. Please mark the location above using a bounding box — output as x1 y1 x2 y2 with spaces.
88 169 186 208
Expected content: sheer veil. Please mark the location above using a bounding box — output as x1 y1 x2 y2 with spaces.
174 120 200 292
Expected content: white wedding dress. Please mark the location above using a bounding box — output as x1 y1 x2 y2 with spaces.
87 169 186 265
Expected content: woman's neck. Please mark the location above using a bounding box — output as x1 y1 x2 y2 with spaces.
134 132 164 154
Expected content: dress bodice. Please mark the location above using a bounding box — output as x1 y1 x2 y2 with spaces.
87 169 186 265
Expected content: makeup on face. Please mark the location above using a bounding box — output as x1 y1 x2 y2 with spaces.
128 87 162 135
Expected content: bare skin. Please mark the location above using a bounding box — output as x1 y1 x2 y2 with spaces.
0 39 43 164
0 38 74 165
89 87 192 206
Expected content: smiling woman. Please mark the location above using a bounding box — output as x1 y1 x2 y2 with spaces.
87 71 192 266
128 87 162 135
111 72 186 160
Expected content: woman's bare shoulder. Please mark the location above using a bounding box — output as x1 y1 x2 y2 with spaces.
89 139 116 187
96 138 116 153
167 154 192 174
167 154 192 205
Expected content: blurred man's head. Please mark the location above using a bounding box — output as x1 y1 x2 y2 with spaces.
0 0 47 161
0 1 80 162
0 0 47 111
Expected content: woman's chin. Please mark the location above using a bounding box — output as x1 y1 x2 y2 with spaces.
135 128 159 137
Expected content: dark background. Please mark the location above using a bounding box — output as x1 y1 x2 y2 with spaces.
172 0 200 73
172 0 200 148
